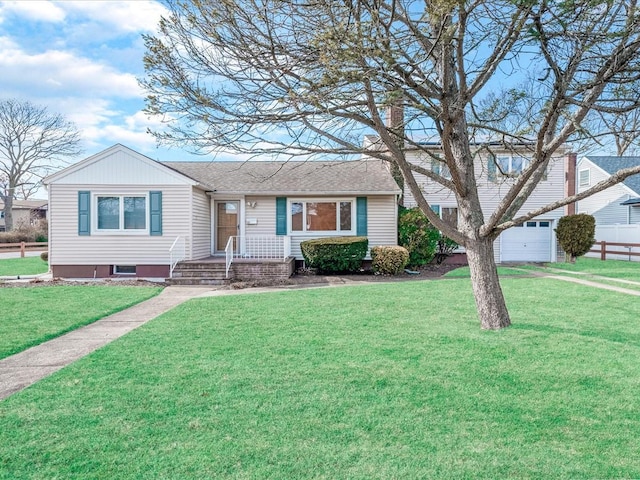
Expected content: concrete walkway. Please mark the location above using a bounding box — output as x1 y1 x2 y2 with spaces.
0 286 212 401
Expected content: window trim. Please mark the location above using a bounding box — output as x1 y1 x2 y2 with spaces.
288 198 356 235
93 193 149 235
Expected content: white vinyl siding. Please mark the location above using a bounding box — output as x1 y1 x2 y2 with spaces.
403 151 566 222
49 184 193 266
244 197 277 236
575 159 638 225
191 187 211 259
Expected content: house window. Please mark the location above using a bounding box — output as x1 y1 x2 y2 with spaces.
96 195 146 232
114 265 136 275
290 200 354 233
579 169 590 187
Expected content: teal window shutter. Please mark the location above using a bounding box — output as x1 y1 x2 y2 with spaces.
149 191 162 236
78 191 91 236
276 197 287 235
431 204 440 216
356 197 367 236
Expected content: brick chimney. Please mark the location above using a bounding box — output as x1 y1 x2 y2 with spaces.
565 152 577 215
385 101 405 204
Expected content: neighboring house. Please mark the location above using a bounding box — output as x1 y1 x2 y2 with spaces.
43 144 400 279
0 199 48 232
575 156 640 225
398 142 573 263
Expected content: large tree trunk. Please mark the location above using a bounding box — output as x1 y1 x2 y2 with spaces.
1 191 13 232
465 237 511 330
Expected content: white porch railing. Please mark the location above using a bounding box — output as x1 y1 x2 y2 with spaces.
225 235 292 278
169 236 186 278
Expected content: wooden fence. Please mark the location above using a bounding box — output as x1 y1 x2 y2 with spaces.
589 240 640 261
0 242 48 257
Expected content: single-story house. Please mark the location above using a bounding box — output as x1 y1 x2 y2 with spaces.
0 199 48 232
43 144 400 281
576 156 640 224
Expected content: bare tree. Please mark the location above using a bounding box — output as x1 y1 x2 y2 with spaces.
0 99 82 231
142 0 640 329
587 84 640 155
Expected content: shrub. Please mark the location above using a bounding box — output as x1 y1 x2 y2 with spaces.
0 220 47 243
300 236 368 273
398 207 441 267
40 251 49 262
371 246 409 275
555 214 595 263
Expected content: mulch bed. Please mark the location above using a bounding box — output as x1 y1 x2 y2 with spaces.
0 264 464 289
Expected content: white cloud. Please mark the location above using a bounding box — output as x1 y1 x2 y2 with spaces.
62 1 167 34
0 1 66 23
0 37 141 99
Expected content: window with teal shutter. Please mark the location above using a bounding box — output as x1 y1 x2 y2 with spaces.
431 204 440 215
78 191 91 235
149 191 162 236
356 197 367 236
276 197 287 235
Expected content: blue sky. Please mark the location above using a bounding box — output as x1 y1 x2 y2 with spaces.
0 0 209 163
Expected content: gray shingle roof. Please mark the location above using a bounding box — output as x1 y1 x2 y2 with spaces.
586 156 640 195
163 160 400 195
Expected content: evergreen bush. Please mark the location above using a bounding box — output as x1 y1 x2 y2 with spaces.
300 236 368 273
370 245 409 275
398 207 441 267
555 214 596 263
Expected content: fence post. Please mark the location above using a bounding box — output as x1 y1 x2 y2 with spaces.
600 240 606 261
20 242 25 258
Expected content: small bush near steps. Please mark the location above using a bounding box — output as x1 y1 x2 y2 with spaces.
371 246 410 275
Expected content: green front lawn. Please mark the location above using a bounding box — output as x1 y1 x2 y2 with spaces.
0 256 48 276
444 265 526 277
0 285 162 359
547 257 640 280
1 278 640 478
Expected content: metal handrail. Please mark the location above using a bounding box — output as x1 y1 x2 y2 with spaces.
225 235 290 278
169 236 186 278
225 236 235 278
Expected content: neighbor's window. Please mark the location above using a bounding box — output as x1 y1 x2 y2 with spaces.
290 200 353 233
442 207 459 229
579 169 590 187
97 195 146 231
497 155 529 175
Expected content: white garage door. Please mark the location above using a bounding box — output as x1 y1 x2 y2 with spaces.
501 220 552 262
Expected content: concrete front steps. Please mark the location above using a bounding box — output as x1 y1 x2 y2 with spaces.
166 256 296 286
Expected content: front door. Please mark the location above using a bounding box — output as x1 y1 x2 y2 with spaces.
216 201 239 253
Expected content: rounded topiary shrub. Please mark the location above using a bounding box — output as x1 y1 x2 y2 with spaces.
371 245 409 275
398 207 441 267
300 236 368 273
555 214 596 263
40 251 49 262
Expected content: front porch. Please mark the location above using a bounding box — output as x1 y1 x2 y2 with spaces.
167 256 296 285
168 235 295 285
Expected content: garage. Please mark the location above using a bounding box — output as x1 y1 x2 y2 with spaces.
500 220 552 262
